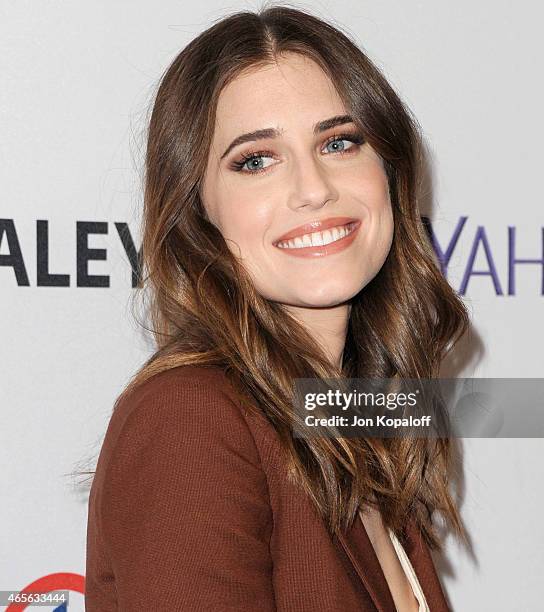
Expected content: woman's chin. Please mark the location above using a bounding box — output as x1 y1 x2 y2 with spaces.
282 290 358 309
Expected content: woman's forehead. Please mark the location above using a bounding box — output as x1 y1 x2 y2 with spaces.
212 55 346 143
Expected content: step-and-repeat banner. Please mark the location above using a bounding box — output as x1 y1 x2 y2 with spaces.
2 2 543 610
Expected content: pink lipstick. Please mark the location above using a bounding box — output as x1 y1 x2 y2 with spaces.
273 217 361 258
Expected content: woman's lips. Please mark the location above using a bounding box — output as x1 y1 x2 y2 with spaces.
274 216 359 243
273 220 361 258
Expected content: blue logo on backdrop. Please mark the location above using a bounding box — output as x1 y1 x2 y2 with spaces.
421 216 544 295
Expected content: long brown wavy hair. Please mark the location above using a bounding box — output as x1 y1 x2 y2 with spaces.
89 5 470 551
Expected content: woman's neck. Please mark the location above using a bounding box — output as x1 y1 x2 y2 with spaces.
284 302 351 370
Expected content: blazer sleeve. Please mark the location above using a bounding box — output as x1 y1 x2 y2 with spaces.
96 373 275 611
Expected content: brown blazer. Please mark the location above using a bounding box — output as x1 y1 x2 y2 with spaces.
85 365 452 611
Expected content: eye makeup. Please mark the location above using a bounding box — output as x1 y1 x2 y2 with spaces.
228 130 366 175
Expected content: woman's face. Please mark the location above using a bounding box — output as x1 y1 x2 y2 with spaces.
200 52 393 308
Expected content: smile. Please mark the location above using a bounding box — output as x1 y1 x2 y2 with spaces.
274 220 361 258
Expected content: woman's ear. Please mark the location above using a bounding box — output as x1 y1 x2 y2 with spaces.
199 197 221 233
197 189 211 223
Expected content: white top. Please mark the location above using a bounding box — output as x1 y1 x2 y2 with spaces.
387 528 430 612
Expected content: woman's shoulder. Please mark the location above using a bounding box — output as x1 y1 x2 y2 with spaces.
111 364 246 428
87 365 276 610
94 364 265 482
117 363 238 405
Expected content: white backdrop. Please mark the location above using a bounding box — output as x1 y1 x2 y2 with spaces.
1 1 543 610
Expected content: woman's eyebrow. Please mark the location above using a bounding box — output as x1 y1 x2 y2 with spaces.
220 114 354 160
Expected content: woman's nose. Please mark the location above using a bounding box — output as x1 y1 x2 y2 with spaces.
285 153 339 211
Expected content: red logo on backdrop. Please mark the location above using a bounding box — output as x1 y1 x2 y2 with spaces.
6 572 85 611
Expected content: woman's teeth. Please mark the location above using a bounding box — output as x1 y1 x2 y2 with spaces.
276 222 355 249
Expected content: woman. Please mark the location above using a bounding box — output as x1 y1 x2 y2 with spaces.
85 6 469 611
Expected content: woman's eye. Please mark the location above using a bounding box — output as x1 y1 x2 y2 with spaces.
234 151 273 174
324 138 354 153
322 132 365 155
231 132 365 175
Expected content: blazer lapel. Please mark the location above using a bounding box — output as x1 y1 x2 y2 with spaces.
336 514 397 612
336 513 452 612
403 519 452 612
